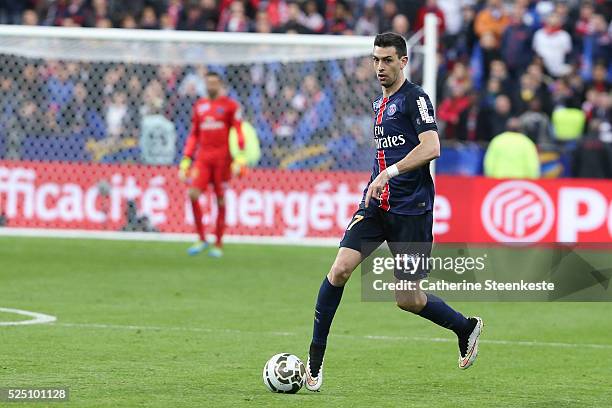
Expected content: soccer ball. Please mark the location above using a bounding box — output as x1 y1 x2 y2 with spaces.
262 353 306 393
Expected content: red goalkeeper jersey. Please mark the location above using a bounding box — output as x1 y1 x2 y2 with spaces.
183 96 243 163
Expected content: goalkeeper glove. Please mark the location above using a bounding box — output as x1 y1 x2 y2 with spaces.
231 156 248 178
178 157 192 182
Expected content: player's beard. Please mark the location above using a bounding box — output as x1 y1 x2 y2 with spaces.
380 72 398 89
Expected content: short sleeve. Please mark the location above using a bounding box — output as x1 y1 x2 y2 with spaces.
372 97 381 113
409 91 438 135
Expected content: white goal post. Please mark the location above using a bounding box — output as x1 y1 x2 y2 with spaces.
0 24 374 64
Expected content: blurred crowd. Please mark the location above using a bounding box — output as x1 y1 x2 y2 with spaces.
1 0 433 35
0 0 610 177
432 0 611 178
0 55 377 169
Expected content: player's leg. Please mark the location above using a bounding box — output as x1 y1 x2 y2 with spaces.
394 280 482 368
306 207 385 391
208 161 230 258
388 211 483 369
395 283 483 369
187 164 211 255
306 247 361 391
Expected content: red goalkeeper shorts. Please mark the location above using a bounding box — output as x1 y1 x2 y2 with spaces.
189 159 231 196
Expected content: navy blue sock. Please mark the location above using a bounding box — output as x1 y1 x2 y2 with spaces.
312 277 344 346
417 293 470 336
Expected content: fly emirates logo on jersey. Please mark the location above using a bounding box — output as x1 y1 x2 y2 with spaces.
374 125 406 149
199 116 226 131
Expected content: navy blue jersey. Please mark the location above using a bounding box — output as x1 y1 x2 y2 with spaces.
361 80 438 215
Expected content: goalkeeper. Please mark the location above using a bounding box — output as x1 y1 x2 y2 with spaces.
179 72 247 258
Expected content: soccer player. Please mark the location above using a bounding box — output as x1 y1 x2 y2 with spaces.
179 72 244 258
305 33 483 391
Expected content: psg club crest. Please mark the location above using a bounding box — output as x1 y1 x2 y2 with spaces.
387 103 397 117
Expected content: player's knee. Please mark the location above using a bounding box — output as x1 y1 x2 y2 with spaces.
188 189 200 201
328 260 355 286
396 292 427 313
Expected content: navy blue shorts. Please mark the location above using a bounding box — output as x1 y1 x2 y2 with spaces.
340 204 433 280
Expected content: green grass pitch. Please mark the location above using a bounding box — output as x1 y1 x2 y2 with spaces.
1 237 611 407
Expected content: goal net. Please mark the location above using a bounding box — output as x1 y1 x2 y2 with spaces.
0 25 434 242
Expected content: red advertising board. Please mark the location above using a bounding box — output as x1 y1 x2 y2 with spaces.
2 161 612 243
434 176 612 243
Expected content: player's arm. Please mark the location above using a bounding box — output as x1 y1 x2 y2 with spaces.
229 101 248 176
231 102 245 150
365 131 440 203
179 106 199 181
391 130 440 174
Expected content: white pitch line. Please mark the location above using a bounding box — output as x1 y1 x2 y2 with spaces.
0 307 57 326
56 322 296 337
357 334 612 349
50 322 612 350
0 227 338 247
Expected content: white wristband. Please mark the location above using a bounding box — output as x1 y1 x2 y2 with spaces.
386 164 399 178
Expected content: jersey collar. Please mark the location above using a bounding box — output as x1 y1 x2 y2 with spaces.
382 79 409 100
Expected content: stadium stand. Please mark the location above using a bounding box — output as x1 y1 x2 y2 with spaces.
0 0 610 177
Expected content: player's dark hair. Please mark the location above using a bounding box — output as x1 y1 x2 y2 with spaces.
206 71 222 80
374 32 407 58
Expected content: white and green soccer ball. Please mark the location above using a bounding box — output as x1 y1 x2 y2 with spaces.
262 353 306 393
